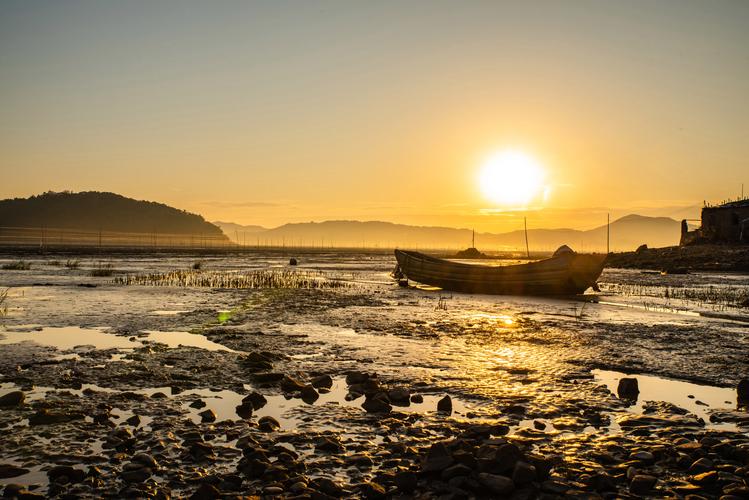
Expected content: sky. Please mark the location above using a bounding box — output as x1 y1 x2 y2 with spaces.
1 0 748 232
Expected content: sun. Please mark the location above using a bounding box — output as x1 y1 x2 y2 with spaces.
478 150 546 206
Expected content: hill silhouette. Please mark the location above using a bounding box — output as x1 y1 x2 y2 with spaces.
216 215 684 251
0 191 226 238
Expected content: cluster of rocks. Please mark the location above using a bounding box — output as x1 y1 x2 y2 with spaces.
344 371 450 416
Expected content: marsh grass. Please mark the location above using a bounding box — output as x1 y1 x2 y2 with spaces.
1 260 32 271
65 260 80 269
90 263 115 277
601 283 749 310
115 268 350 289
0 288 8 317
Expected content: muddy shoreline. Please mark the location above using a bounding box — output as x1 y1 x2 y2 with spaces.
606 245 749 273
1 252 748 498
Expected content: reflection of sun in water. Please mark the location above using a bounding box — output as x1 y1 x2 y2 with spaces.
478 150 547 206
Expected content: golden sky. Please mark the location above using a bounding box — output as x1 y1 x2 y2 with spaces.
2 1 747 232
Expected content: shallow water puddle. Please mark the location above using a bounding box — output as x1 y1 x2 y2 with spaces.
0 326 141 350
142 330 235 352
593 369 744 430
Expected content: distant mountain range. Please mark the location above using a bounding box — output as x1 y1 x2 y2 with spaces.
1 191 227 238
214 214 685 252
0 191 685 251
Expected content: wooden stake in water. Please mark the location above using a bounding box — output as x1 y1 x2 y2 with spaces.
524 217 530 259
472 229 475 248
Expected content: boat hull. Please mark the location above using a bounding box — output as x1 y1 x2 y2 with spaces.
394 249 605 296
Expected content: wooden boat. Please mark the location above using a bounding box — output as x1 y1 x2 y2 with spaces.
393 246 606 296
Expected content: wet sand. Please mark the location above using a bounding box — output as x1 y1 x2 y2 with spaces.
0 251 748 498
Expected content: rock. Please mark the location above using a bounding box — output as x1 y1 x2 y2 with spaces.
0 464 29 479
125 414 141 426
280 375 307 393
636 244 648 254
441 463 472 480
258 416 280 432
311 477 345 497
688 457 714 474
617 378 639 399
242 391 267 410
437 395 452 414
478 473 514 495
388 387 411 404
199 409 216 423
422 442 453 472
235 403 253 419
121 466 152 483
47 465 85 484
28 409 84 426
691 470 718 485
359 481 386 498
512 461 537 485
311 374 333 389
362 397 391 414
300 385 319 404
0 391 25 407
289 258 298 266
477 443 522 475
738 379 749 402
394 470 418 492
190 482 221 499
630 450 655 464
252 372 284 383
189 441 215 460
132 453 159 470
346 371 370 385
629 474 657 495
189 400 207 409
315 436 345 453
410 394 424 404
533 420 546 430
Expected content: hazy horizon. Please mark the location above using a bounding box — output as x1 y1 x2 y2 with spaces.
2 1 747 232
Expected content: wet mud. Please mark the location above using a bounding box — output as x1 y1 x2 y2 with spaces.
0 252 748 498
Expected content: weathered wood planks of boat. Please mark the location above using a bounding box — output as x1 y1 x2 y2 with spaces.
393 246 606 296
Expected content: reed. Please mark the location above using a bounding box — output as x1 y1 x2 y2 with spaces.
114 268 350 289
90 263 115 277
0 288 8 317
1 260 32 270
601 282 749 310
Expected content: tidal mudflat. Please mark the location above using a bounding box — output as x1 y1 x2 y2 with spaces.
0 252 748 498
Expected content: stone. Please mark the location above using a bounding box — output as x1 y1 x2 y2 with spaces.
533 420 546 430
199 409 216 423
388 387 411 404
258 416 280 432
300 385 319 404
738 379 749 402
437 395 452 414
512 461 537 485
362 397 391 414
132 453 159 470
121 466 152 483
315 436 344 453
125 414 141 426
190 482 221 499
691 470 718 485
394 471 418 492
422 442 454 472
617 377 639 399
0 464 29 479
235 403 253 419
359 481 386 498
0 391 25 407
441 463 472 480
346 371 370 385
311 374 333 389
630 450 655 464
477 473 514 495
281 375 307 393
28 409 84 426
189 400 207 409
629 474 657 495
410 394 424 404
688 457 714 474
47 465 85 484
242 391 267 410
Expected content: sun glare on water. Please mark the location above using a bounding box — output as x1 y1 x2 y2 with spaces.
478 150 546 207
